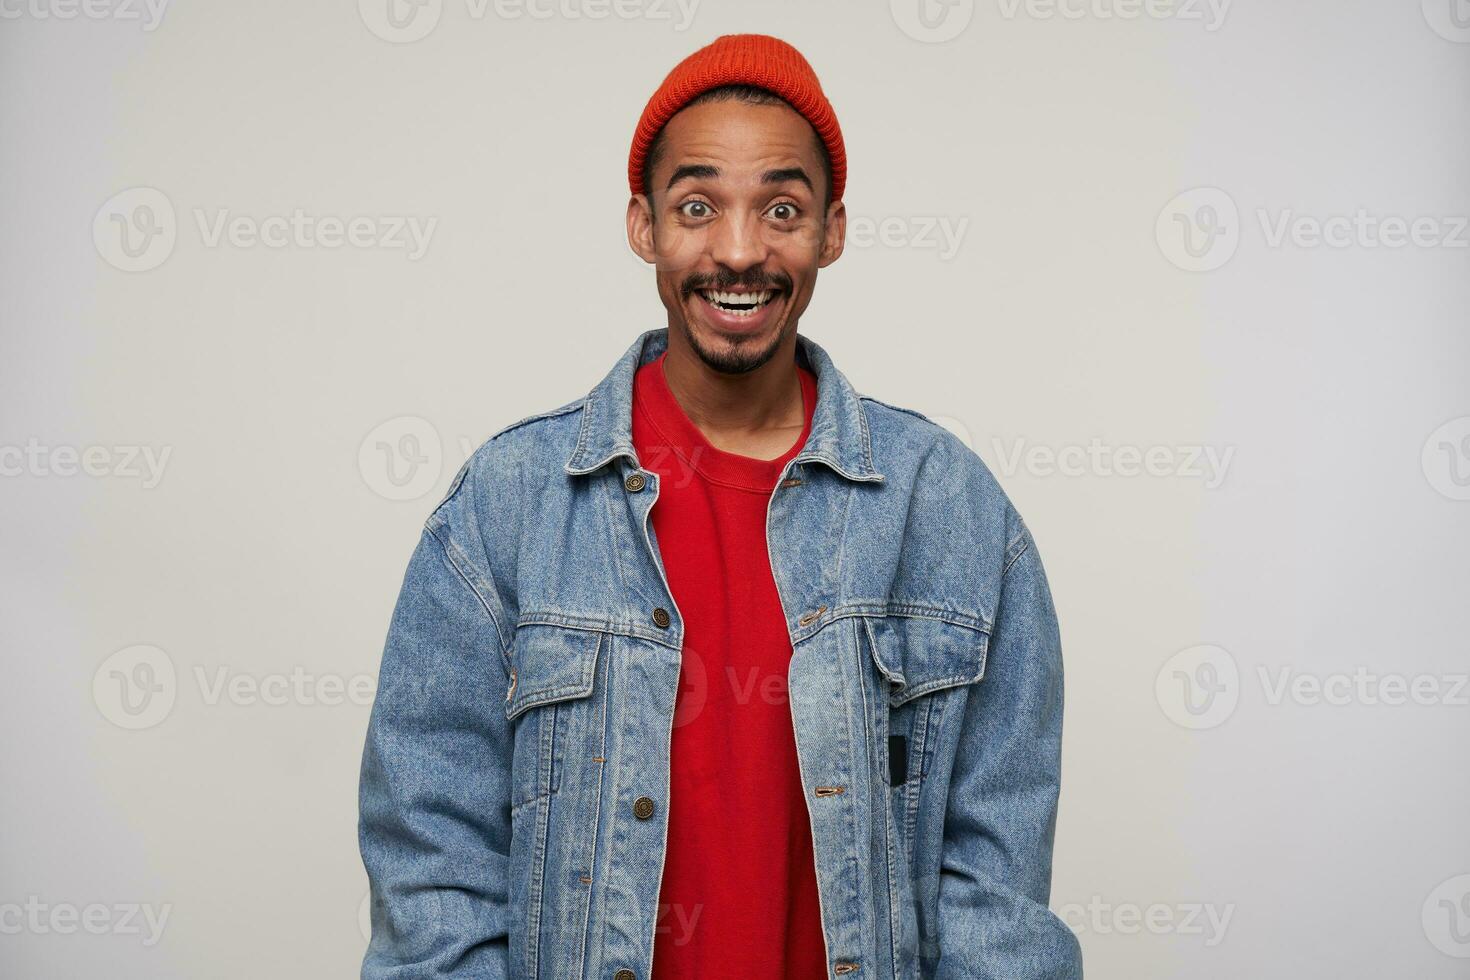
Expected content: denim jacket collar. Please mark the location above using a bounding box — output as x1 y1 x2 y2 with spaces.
564 327 885 484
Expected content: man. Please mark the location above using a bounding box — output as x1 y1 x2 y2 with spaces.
359 33 1082 980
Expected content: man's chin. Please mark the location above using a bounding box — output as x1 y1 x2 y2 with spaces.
677 306 789 375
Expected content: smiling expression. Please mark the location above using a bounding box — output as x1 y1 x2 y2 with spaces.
627 96 846 374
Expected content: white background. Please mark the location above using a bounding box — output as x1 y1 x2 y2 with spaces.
2 0 1468 976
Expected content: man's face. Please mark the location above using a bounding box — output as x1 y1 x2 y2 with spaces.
627 98 846 374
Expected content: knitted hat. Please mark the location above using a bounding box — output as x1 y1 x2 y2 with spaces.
627 33 846 202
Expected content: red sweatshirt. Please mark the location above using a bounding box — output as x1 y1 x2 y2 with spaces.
633 349 828 979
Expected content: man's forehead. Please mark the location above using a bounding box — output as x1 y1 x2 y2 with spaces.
654 101 825 179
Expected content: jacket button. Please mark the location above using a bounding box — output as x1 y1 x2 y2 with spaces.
633 795 656 820
651 607 671 628
614 971 636 980
624 472 646 492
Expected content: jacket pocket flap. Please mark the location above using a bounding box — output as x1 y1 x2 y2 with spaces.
862 614 989 707
505 623 603 721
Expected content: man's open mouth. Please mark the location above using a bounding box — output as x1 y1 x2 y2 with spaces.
696 288 780 319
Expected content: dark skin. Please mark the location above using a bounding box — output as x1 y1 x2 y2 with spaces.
626 99 846 460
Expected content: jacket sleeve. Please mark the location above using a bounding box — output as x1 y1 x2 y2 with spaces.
358 480 515 979
933 518 1083 978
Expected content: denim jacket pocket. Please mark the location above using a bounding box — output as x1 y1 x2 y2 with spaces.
863 613 989 709
857 613 990 974
505 622 604 812
861 614 989 867
862 613 988 790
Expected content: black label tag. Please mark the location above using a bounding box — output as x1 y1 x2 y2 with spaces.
888 734 908 784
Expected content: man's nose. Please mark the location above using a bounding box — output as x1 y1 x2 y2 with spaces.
707 211 770 272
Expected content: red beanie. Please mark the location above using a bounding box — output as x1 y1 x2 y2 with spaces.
627 33 846 202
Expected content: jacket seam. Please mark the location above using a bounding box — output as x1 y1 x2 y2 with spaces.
858 393 938 428
425 522 511 664
507 604 993 651
800 603 993 640
513 613 680 649
1002 531 1033 579
491 397 585 443
857 619 902 979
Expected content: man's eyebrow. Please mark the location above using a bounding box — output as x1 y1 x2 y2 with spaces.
664 164 815 193
666 164 720 190
761 167 813 192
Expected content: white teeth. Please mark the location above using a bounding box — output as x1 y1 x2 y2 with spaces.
701 289 774 309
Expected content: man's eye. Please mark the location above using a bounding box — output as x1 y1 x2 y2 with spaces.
767 202 799 221
679 201 713 218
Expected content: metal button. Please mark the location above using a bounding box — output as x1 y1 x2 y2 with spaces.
651 607 671 629
633 796 656 820
614 971 636 980
624 472 646 492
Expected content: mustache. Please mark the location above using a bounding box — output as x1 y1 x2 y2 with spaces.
681 268 792 296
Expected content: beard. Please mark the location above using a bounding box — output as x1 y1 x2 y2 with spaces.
675 313 790 375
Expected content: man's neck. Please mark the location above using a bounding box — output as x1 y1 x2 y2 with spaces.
660 328 807 461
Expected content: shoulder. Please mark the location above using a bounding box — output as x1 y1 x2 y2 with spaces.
418 394 588 604
858 392 1005 497
471 395 584 470
427 395 585 527
858 390 1034 573
859 392 941 428
484 395 586 452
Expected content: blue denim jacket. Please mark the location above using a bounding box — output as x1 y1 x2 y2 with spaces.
359 327 1082 979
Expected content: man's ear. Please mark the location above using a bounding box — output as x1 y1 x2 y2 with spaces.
818 199 846 268
627 194 657 264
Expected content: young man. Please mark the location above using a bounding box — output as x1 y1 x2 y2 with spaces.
359 33 1082 980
